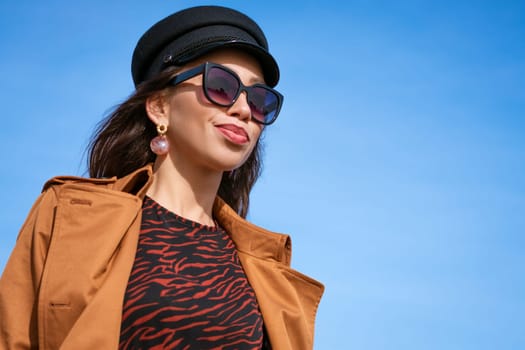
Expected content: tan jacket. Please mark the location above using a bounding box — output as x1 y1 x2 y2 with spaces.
0 165 324 350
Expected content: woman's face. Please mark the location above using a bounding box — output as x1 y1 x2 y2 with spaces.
152 49 266 173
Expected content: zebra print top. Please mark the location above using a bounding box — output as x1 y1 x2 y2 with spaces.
119 196 265 349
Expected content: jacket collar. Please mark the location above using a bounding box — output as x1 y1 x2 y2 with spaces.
43 164 292 266
213 197 291 266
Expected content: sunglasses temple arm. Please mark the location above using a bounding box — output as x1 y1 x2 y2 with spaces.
169 64 206 86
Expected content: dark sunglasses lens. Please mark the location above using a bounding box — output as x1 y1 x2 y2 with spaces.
248 87 279 124
206 67 239 105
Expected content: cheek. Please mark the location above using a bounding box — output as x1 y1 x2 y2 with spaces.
168 87 210 117
194 88 214 108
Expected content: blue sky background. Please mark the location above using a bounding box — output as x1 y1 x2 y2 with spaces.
1 1 524 349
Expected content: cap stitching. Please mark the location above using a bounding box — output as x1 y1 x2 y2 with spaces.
166 36 244 65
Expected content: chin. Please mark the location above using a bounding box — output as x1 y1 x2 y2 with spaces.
220 160 249 172
213 152 252 172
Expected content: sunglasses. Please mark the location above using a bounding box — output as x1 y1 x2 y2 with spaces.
168 62 283 125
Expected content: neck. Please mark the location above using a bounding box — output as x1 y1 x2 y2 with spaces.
146 156 222 227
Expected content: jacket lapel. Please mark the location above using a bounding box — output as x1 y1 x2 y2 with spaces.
214 198 324 350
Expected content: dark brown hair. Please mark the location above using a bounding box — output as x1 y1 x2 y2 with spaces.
87 67 262 218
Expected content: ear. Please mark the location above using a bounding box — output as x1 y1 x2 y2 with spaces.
145 92 170 126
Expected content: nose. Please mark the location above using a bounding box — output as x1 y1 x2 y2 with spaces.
227 91 251 122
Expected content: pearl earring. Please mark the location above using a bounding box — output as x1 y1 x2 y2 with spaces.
150 124 169 155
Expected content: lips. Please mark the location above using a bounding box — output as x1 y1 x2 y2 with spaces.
215 124 249 145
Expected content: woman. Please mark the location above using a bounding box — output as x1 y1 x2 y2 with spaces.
0 5 323 350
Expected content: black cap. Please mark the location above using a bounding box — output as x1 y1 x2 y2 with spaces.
131 6 280 87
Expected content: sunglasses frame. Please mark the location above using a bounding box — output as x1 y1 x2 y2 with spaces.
168 62 283 125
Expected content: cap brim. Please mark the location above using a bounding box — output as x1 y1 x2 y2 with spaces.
172 41 280 87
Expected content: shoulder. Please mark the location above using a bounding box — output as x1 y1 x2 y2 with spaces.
41 164 154 197
27 165 153 223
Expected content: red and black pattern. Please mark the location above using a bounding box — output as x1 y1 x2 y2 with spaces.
119 197 265 350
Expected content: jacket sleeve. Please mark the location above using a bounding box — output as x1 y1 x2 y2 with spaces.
0 188 57 350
